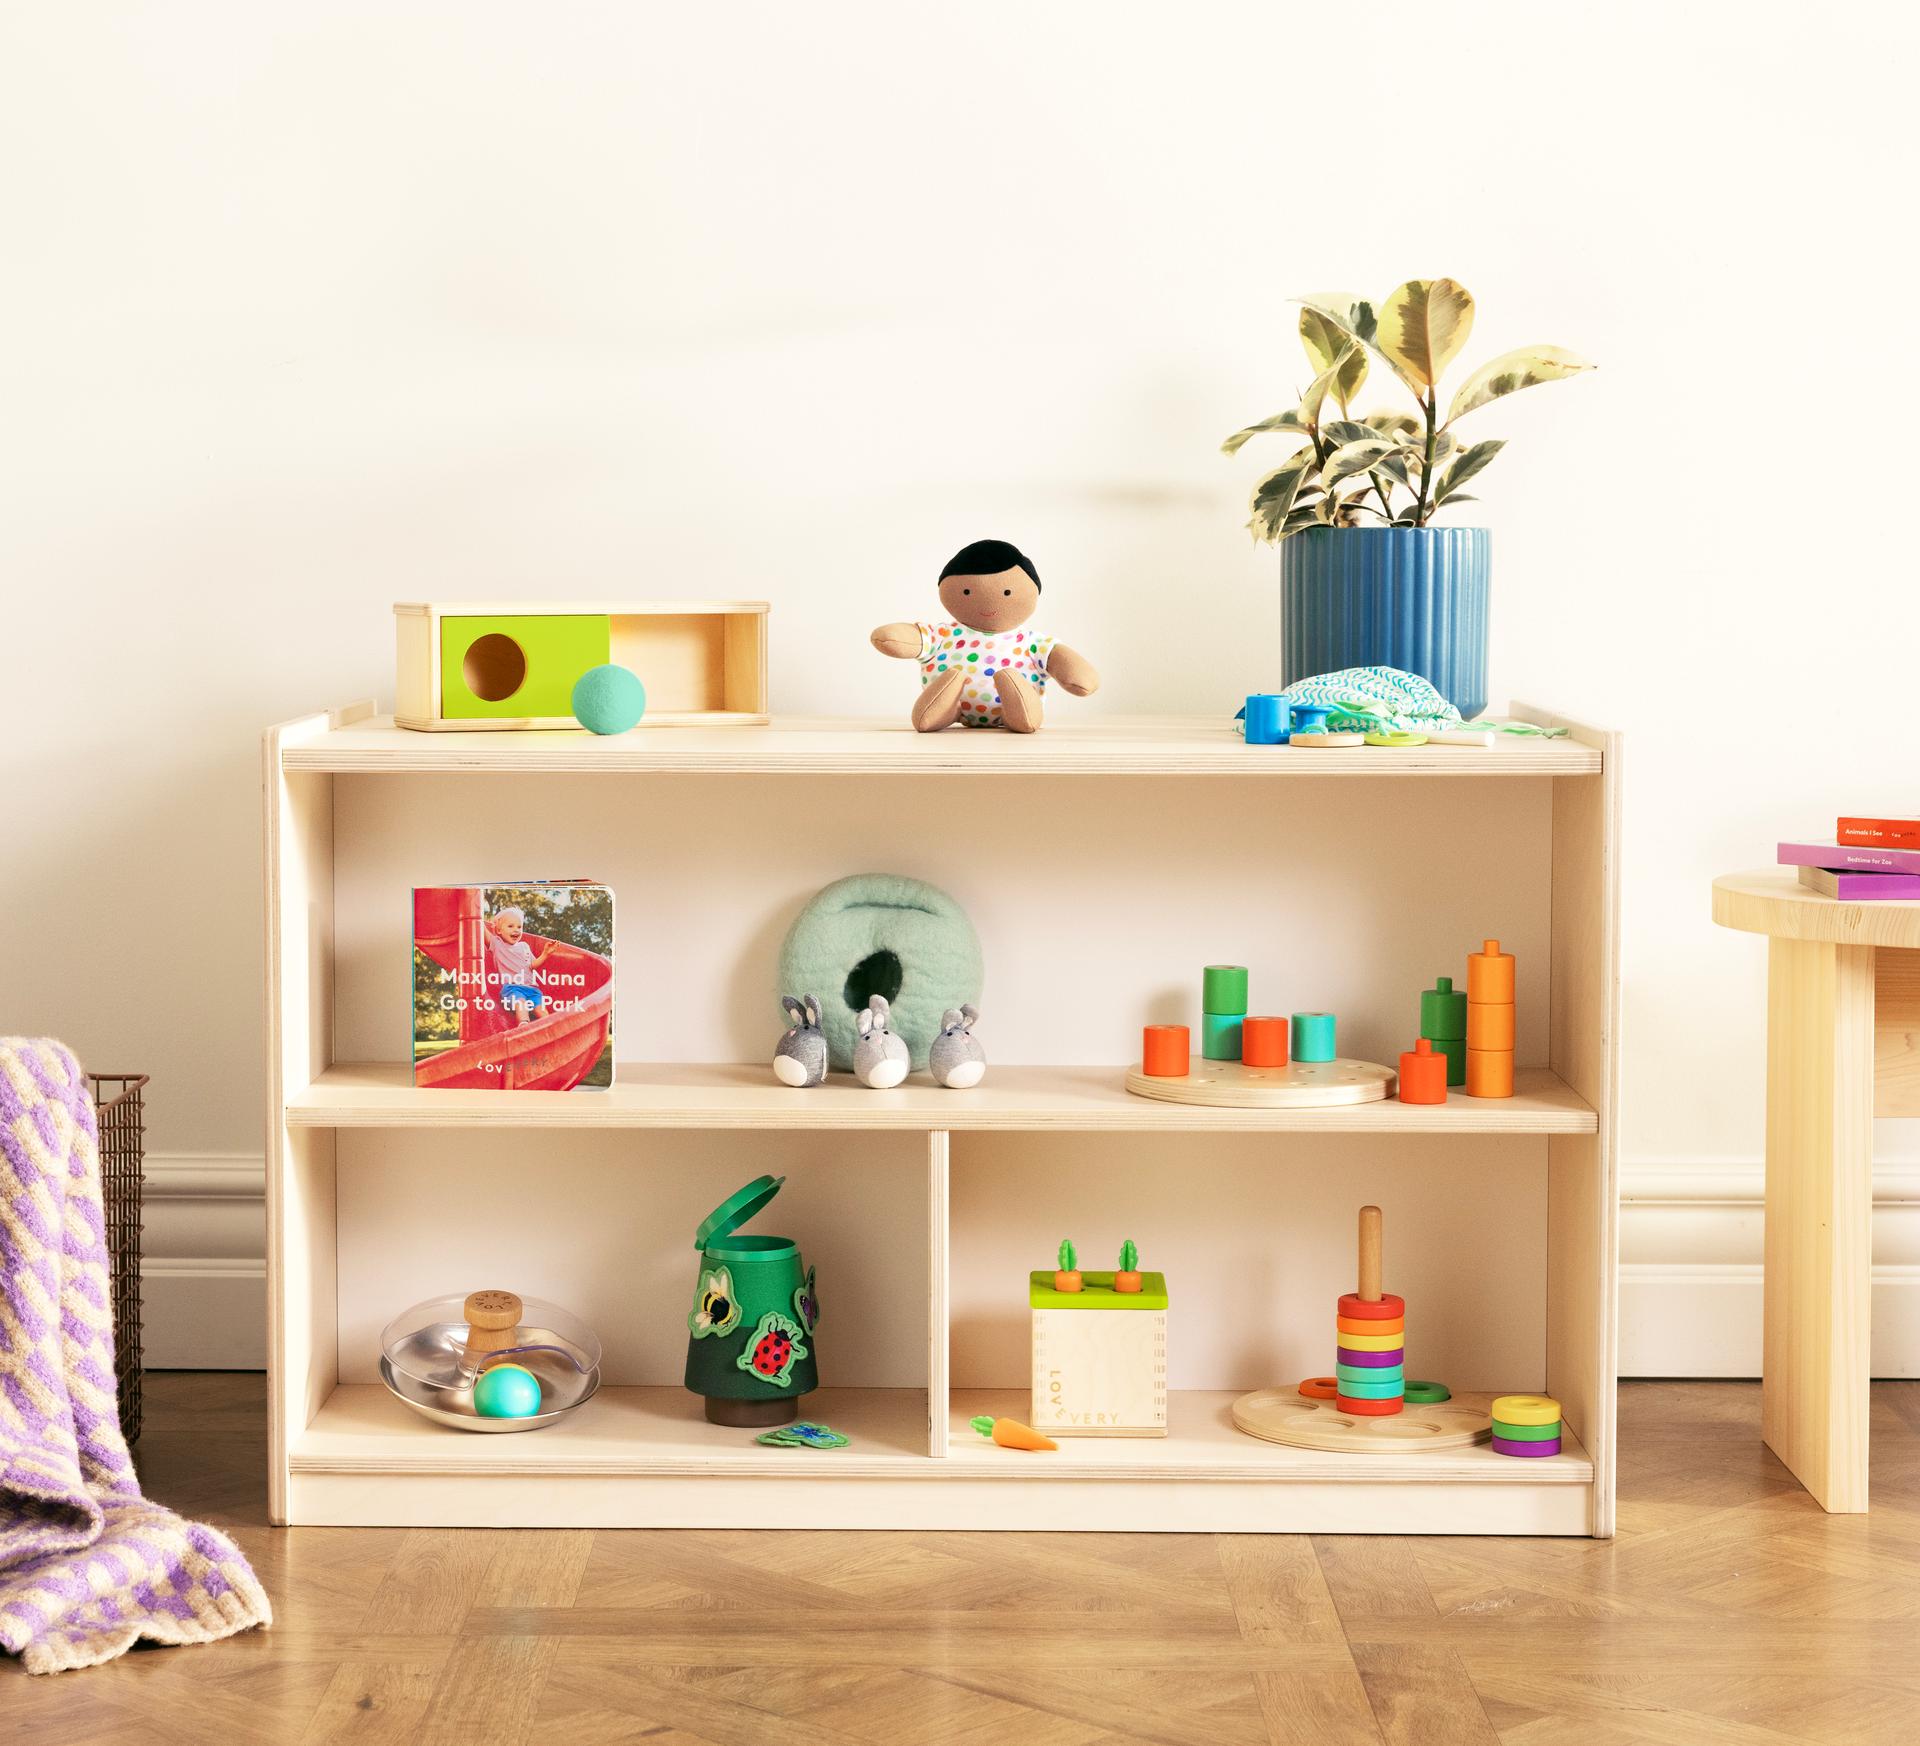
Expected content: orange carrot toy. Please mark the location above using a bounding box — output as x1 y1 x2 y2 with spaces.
1054 1238 1082 1294
970 1414 1058 1452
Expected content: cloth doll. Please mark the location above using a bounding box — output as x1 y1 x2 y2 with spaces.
870 539 1100 733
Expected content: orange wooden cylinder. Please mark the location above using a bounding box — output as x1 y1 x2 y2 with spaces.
1142 1024 1190 1077
1466 1002 1515 1050
1465 1048 1514 1098
1242 1016 1290 1067
1396 1037 1447 1103
1467 938 1514 1004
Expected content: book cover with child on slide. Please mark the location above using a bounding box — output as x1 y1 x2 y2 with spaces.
412 883 614 1090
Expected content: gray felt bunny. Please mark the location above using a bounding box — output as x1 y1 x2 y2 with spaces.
928 1004 985 1088
772 995 827 1087
853 994 911 1089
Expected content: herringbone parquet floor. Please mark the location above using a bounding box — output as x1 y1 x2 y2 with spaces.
5 1375 1919 1743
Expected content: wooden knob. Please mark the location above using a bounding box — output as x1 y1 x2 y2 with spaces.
461 1290 523 1367
1358 1206 1383 1303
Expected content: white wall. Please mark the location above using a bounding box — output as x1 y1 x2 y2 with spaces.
4 2 1917 1369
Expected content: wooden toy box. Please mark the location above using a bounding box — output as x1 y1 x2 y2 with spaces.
394 601 769 730
1030 1271 1169 1437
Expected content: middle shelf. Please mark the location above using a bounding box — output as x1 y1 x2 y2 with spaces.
290 1061 1598 1133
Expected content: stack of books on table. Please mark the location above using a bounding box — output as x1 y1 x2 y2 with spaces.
1779 815 1920 899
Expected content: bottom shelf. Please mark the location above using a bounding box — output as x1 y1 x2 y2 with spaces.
286 1385 1596 1534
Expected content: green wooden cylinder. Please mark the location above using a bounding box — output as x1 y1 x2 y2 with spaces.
1202 964 1248 1015
1420 975 1467 1041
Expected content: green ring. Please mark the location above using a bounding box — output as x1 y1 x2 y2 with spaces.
1402 1379 1452 1403
1491 1417 1561 1441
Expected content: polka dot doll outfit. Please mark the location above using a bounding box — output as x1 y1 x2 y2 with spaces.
916 622 1056 728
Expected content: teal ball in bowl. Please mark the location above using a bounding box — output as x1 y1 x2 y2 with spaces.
473 1362 543 1419
571 664 647 734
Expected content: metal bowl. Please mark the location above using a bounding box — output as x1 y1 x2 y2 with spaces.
378 1349 600 1433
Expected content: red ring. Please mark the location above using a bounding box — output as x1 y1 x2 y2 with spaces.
1298 1376 1338 1400
1336 1394 1406 1416
1337 1292 1406 1321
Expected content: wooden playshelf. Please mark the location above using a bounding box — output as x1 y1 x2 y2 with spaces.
282 709 1603 777
265 699 1619 1537
289 1060 1597 1134
286 1385 1592 1532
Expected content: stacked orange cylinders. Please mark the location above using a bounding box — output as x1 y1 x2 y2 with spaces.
1465 939 1514 1098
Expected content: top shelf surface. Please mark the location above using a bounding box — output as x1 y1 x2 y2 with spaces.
280 711 1604 776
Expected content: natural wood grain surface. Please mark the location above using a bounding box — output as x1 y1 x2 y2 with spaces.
281 712 1606 776
1714 870 1920 949
11 1374 1919 1742
290 1060 1598 1133
1875 946 1920 1118
1763 937 1877 1511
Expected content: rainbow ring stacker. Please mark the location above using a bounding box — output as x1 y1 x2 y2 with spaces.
1490 1393 1561 1428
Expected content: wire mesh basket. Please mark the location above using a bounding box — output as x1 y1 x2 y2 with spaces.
90 1073 148 1445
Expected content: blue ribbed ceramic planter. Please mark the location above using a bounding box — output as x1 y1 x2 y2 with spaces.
1281 526 1490 719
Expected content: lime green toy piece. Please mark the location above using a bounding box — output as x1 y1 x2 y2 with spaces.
1200 1012 1243 1060
1202 964 1249 1015
440 614 610 720
1364 730 1428 747
473 1362 542 1419
571 663 647 734
1029 1270 1168 1310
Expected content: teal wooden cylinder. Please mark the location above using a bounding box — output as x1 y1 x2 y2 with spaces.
1200 1012 1243 1060
1291 1011 1336 1062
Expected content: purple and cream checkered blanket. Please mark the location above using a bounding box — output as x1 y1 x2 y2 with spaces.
0 1040 269 1673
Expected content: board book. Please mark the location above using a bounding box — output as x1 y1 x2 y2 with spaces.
412 882 614 1090
1837 815 1920 848
1778 840 1920 875
1797 866 1920 901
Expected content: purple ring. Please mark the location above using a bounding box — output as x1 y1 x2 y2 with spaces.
1335 1346 1405 1367
1490 1434 1561 1458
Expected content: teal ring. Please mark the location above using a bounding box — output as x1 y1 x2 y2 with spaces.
1335 1362 1404 1385
1330 1374 1404 1399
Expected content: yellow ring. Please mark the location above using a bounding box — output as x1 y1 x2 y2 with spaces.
1490 1394 1562 1427
1336 1329 1406 1351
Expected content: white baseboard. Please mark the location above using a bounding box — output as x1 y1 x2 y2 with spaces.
1620 1159 1920 1378
140 1152 267 1369
128 1150 1920 1378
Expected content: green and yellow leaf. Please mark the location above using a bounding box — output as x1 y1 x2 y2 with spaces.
1445 345 1595 423
1221 409 1312 457
1299 307 1349 375
1248 449 1319 541
1321 437 1399 488
1299 342 1361 426
1375 278 1475 392
1332 341 1368 412
1434 438 1506 503
1363 409 1423 440
1295 292 1377 346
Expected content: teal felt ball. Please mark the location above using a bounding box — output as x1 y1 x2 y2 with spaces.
571 664 647 735
473 1362 543 1419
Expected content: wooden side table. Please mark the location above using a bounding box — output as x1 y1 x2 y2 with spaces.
1712 871 1920 1511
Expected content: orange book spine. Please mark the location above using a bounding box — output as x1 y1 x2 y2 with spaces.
1838 816 1920 846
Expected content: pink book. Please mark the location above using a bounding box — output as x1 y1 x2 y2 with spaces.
1797 866 1920 900
1778 840 1920 875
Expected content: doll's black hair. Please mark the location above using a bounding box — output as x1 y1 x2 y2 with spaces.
940 539 1040 592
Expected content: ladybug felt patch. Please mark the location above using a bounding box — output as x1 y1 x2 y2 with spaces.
736 1311 808 1388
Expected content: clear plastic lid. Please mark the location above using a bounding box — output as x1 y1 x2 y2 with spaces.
379 1292 602 1393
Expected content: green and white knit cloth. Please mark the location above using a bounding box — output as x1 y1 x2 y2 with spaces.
1239 667 1568 737
1271 666 1461 734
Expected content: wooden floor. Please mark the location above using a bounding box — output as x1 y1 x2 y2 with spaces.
7 1377 1920 1743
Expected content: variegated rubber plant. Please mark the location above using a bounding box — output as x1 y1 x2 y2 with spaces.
1222 280 1593 541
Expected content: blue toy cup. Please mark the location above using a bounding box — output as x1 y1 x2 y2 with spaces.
1244 693 1289 745
1289 703 1331 736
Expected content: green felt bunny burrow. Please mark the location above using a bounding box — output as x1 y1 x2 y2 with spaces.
871 539 1100 733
